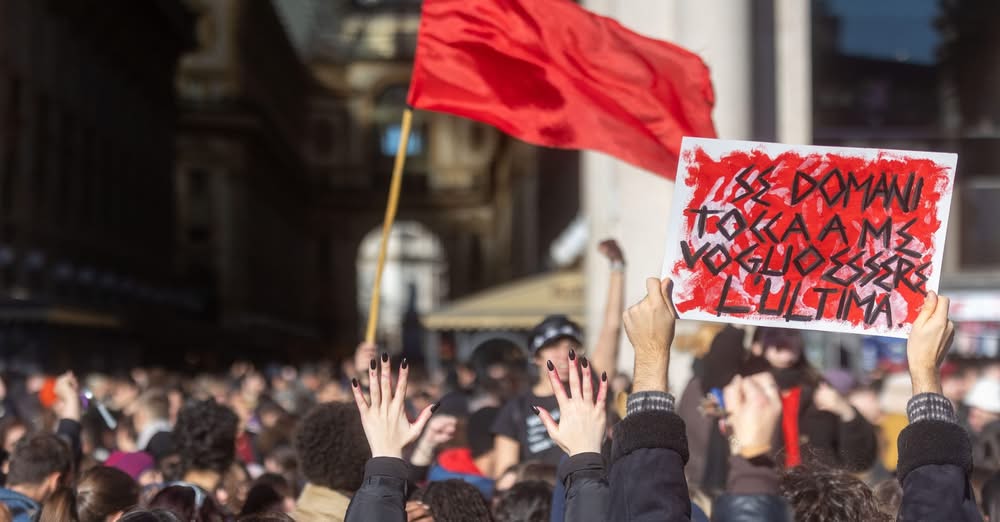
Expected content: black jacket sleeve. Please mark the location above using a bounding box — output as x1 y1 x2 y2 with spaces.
835 411 878 472
344 457 411 522
712 456 792 522
56 419 83 466
558 452 609 522
607 411 691 522
897 420 982 522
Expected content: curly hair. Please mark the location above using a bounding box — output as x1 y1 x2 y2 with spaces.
780 465 892 522
293 402 370 492
413 480 493 522
173 400 239 474
493 480 552 522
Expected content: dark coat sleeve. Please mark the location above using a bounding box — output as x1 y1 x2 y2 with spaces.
896 420 982 522
607 411 691 522
711 456 792 522
344 457 411 522
557 452 609 522
835 411 878 472
56 419 83 466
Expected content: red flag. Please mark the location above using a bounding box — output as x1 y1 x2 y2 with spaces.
408 0 717 179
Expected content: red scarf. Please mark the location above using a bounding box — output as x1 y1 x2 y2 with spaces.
781 387 803 468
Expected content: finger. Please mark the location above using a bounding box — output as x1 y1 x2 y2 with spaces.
596 371 609 405
661 277 678 318
567 350 581 401
941 320 956 363
580 357 594 404
368 358 381 408
534 406 561 440
723 375 744 415
393 358 409 411
406 403 436 444
545 360 570 407
645 278 666 307
379 353 392 410
914 291 937 326
932 296 951 326
350 378 370 410
749 372 780 403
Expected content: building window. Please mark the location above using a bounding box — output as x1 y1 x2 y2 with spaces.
372 84 427 180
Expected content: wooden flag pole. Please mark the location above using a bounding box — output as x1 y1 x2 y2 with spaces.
365 108 414 344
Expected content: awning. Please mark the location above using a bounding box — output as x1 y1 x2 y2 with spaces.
423 270 583 330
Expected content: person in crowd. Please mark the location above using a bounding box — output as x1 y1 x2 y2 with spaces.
748 326 879 472
490 239 626 476
37 487 76 522
75 466 141 522
411 480 494 522
779 464 891 521
964 376 1000 436
492 480 552 522
291 401 370 522
0 433 74 522
127 390 173 461
147 484 228 522
119 509 181 522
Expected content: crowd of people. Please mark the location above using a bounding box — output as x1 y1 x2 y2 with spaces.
0 240 996 521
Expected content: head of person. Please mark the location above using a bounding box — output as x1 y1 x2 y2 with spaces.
964 378 1000 434
492 480 552 522
293 402 370 493
0 416 28 455
75 466 140 522
130 389 171 434
529 316 583 384
236 513 294 522
119 509 182 522
215 463 251 514
780 464 892 522
494 461 557 495
412 480 493 522
147 485 227 522
5 433 73 503
757 327 805 370
173 400 239 482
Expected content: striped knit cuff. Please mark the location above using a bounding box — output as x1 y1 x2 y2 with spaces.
626 391 675 417
907 393 956 424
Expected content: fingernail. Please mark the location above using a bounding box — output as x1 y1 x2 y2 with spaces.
581 357 589 368
546 360 554 371
401 358 408 369
351 378 359 388
431 402 440 413
381 352 389 363
531 405 540 415
569 350 576 361
601 372 608 382
370 359 377 370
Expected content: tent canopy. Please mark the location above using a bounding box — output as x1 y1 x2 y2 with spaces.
423 270 583 331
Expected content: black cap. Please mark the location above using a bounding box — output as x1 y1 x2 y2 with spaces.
529 315 583 355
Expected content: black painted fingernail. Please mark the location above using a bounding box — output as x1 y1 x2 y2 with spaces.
581 357 589 368
431 402 440 413
370 359 377 370
569 350 576 361
601 372 608 382
381 352 389 363
352 378 359 388
546 360 554 371
531 405 540 415
401 358 408 369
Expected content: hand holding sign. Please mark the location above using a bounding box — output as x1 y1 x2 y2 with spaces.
663 138 956 337
906 291 955 395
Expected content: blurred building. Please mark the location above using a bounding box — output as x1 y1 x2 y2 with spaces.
0 0 195 372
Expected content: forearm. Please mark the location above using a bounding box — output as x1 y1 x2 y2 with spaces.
591 270 624 375
559 453 609 522
632 354 668 393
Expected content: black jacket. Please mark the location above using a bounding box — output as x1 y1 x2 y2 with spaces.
897 420 982 521
711 456 792 522
775 385 879 472
344 457 412 522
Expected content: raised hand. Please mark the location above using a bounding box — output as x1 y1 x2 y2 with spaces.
53 371 81 421
598 239 625 264
351 354 435 459
411 415 458 467
724 373 782 458
813 381 857 422
535 352 609 456
623 277 678 393
907 291 954 395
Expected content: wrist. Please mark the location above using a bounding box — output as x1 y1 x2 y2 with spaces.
610 260 625 272
910 372 942 395
371 449 403 459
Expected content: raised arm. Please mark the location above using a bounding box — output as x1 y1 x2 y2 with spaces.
897 292 981 521
589 239 625 376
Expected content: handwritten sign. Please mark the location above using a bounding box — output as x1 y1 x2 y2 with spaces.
662 138 957 337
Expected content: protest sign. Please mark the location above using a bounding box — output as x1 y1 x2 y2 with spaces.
662 138 957 337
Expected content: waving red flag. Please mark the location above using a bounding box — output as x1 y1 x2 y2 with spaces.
408 0 717 179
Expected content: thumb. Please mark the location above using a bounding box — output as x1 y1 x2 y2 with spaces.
407 404 436 444
913 291 937 327
645 278 665 306
661 277 677 318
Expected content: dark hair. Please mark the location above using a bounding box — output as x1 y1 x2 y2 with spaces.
498 461 558 488
7 433 73 487
239 484 283 517
293 402 370 492
872 479 902 518
413 480 493 522
148 484 227 522
76 466 140 522
39 487 78 522
173 400 239 474
120 509 182 522
780 465 892 522
236 513 294 522
493 480 552 522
